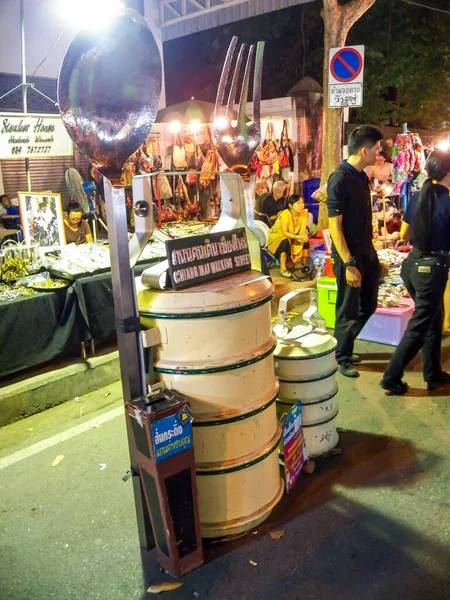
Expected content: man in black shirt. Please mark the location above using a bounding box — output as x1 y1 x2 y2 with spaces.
327 125 383 377
259 180 287 227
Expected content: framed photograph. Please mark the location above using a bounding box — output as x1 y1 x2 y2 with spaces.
18 192 66 247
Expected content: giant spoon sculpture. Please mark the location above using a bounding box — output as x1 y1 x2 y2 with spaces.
58 9 265 549
58 7 162 548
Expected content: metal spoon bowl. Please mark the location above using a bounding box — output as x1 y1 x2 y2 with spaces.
58 8 162 185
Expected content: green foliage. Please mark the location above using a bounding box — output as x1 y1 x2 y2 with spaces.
348 0 450 129
163 2 324 103
164 0 450 129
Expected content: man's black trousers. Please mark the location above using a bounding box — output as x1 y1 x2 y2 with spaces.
333 249 380 364
383 249 449 384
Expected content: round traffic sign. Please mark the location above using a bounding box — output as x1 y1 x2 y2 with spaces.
330 48 363 83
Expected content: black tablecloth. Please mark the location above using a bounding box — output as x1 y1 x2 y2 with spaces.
0 289 83 379
0 260 159 379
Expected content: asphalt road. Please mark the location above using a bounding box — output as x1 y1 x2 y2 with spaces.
0 339 449 600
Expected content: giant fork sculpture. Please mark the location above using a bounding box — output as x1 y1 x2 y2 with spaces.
210 36 265 272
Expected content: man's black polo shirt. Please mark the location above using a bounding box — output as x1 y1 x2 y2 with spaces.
327 161 373 255
262 194 283 223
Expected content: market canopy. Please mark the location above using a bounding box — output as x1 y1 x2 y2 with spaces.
156 97 242 124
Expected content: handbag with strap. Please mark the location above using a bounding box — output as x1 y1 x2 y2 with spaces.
257 122 278 166
199 148 219 188
278 120 291 169
173 134 187 169
152 173 172 200
186 168 197 186
174 175 189 204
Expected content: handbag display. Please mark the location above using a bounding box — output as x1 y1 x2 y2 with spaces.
199 148 219 188
174 175 189 204
186 169 197 186
152 173 172 200
173 134 187 169
184 138 196 168
257 122 278 166
278 120 291 169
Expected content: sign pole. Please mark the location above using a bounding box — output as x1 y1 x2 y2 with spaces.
20 0 31 191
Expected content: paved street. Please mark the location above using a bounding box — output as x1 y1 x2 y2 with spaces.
0 340 449 600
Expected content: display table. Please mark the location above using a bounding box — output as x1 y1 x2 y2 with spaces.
0 260 159 379
0 289 82 378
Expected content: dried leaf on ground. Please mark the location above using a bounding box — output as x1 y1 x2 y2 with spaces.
52 455 64 467
249 560 258 566
147 582 183 594
269 530 285 540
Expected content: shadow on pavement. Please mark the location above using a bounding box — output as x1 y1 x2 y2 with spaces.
137 429 448 599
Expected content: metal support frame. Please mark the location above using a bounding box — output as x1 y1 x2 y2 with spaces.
0 0 58 192
103 177 155 548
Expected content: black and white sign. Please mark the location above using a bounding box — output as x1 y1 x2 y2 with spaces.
0 113 73 159
328 46 364 108
166 227 251 290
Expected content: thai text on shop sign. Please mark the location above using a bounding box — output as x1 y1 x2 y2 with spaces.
281 401 306 493
0 113 73 159
166 227 251 289
151 407 193 463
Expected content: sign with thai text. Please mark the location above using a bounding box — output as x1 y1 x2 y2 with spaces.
328 46 364 108
0 113 73 159
151 407 193 463
281 401 306 493
165 227 251 289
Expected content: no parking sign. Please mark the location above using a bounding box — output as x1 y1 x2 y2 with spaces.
328 45 364 108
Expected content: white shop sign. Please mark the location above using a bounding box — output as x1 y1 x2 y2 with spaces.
0 113 73 159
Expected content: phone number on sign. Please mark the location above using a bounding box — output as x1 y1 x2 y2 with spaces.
10 146 53 156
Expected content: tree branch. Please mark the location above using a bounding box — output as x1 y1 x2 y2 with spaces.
342 0 376 29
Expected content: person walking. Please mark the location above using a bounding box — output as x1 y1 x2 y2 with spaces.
327 125 383 377
381 149 450 394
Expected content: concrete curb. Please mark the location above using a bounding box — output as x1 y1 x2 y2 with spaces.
0 352 120 427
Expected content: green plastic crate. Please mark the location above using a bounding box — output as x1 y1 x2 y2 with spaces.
317 276 337 329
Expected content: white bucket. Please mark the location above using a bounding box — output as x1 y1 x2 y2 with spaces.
138 271 284 537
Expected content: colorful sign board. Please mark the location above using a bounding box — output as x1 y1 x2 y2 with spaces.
151 406 193 463
0 113 73 159
165 227 251 290
281 401 306 493
328 46 364 108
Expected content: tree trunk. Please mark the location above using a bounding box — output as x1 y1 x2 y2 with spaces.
318 0 376 230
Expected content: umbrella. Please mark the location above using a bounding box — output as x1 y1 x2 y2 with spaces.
156 97 241 124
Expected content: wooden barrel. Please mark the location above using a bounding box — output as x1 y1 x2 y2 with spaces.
137 270 284 537
274 331 340 457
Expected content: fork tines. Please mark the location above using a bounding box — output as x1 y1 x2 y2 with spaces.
214 36 264 127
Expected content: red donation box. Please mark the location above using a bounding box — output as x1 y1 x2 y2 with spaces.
125 389 203 576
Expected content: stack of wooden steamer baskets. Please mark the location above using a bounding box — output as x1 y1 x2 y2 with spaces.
273 289 340 458
137 270 284 538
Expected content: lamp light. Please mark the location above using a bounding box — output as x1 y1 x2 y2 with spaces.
189 120 201 133
169 120 181 134
58 0 123 31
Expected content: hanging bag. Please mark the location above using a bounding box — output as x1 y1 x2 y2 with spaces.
174 175 189 204
173 133 187 169
278 120 291 169
257 122 278 166
152 172 172 200
199 148 219 188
